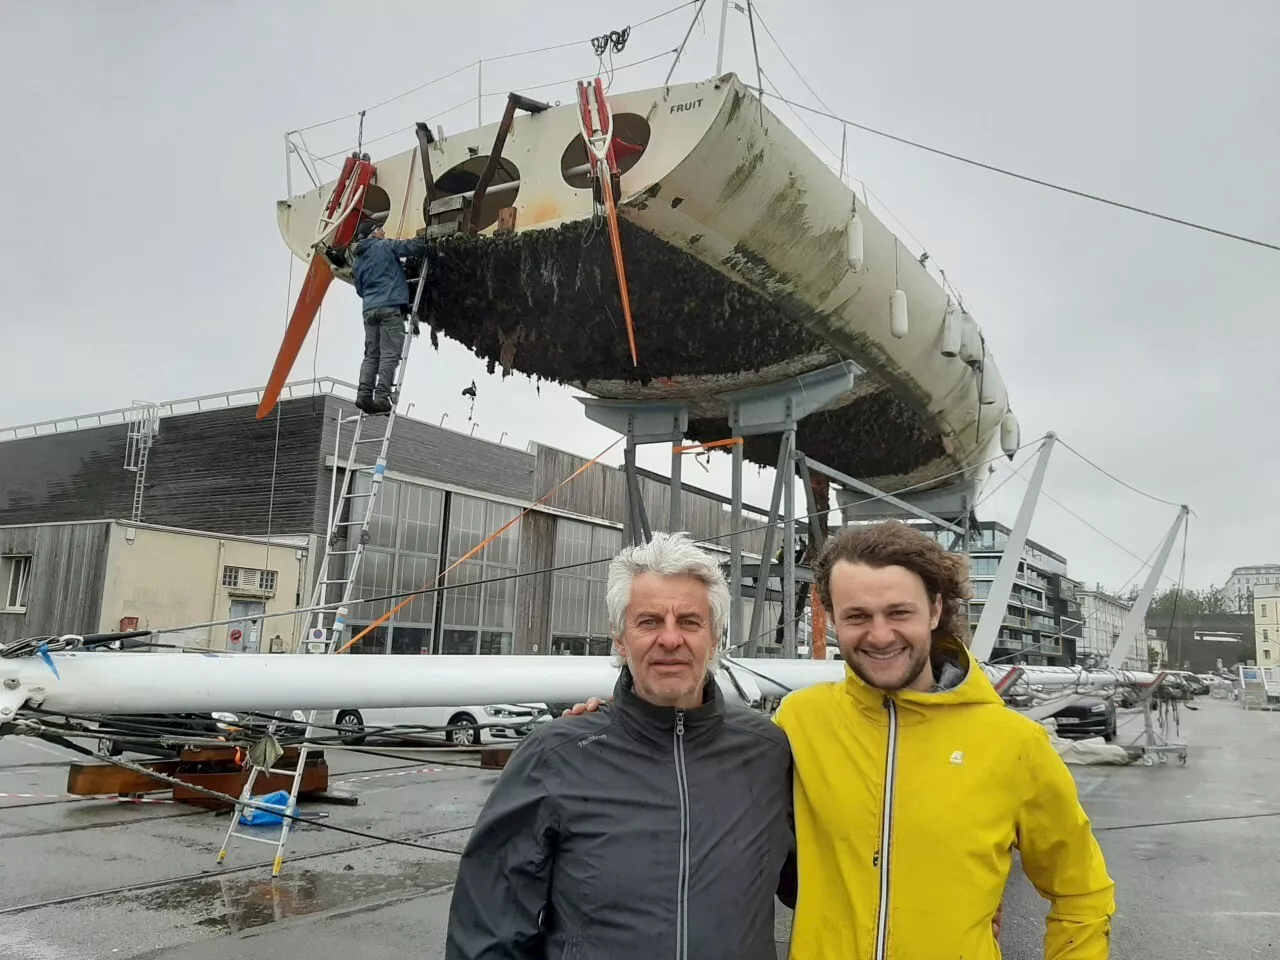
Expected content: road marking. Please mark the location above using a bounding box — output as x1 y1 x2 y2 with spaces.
0 792 176 804
17 741 75 760
332 766 447 784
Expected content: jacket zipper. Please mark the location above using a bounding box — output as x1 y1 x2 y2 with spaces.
874 696 899 960
673 709 689 960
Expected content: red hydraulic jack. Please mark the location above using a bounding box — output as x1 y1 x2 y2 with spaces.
576 77 644 366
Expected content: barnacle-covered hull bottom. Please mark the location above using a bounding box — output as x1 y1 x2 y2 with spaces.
418 219 952 490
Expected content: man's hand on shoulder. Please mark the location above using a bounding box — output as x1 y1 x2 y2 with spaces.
560 696 611 718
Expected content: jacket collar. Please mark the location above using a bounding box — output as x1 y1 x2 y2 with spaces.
841 637 1005 725
612 665 724 746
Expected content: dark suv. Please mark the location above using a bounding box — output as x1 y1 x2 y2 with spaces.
1046 696 1117 741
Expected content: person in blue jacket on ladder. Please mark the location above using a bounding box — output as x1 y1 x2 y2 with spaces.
350 217 427 415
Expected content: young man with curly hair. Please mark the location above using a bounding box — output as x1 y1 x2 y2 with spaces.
775 520 1115 958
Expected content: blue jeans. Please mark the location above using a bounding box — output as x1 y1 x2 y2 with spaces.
358 306 406 397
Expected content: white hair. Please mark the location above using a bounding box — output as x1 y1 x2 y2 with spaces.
606 531 729 668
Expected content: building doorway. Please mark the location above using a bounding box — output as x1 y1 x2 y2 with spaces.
227 600 266 653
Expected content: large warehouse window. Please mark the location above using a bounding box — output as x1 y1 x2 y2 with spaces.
550 520 621 655
439 494 520 655
344 475 445 655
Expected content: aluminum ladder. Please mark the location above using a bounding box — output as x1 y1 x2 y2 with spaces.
217 258 427 875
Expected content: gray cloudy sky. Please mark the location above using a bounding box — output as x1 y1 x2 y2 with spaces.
2 0 1277 592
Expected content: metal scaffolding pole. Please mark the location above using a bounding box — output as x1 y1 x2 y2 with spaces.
579 398 690 548
721 361 862 656
1107 505 1190 670
970 433 1056 663
729 436 744 652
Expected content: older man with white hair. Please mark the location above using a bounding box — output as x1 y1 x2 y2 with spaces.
444 531 796 960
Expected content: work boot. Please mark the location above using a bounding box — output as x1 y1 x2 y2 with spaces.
354 388 376 414
367 388 393 415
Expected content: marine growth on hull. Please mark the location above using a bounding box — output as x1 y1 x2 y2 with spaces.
419 220 945 481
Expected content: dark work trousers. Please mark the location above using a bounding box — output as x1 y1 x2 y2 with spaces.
359 306 406 397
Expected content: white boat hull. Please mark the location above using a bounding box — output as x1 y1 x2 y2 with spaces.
277 74 1012 491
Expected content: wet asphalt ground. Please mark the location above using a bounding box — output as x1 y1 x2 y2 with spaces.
1 698 1277 959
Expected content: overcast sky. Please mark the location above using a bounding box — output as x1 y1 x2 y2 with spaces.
2 0 1277 593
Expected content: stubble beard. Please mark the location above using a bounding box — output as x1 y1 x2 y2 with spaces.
847 643 932 693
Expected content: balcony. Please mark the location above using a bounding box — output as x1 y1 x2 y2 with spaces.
1014 592 1048 612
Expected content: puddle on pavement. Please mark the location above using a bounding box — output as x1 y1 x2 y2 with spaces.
131 859 458 934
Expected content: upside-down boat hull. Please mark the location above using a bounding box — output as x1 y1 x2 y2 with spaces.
277 74 1013 491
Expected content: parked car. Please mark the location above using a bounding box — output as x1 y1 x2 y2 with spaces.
332 703 550 746
93 710 310 757
1044 696 1117 741
1172 672 1209 696
1154 674 1194 702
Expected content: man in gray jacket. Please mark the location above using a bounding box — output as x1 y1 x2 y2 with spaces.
350 220 427 415
444 532 796 960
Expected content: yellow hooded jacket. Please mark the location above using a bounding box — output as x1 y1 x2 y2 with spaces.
773 639 1115 959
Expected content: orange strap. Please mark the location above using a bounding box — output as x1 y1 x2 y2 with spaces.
337 436 623 653
600 173 638 366
673 438 744 454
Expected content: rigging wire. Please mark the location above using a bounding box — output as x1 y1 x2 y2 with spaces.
292 0 700 134
665 0 708 83
970 447 1036 511
31 734 474 856
261 252 296 580
308 48 676 169
748 18 964 307
1058 437 1187 510
745 1 764 125
759 91 1280 254
750 5 833 113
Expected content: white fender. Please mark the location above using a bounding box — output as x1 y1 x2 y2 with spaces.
979 354 1005 407
889 289 909 339
1000 411 1020 457
959 311 983 365
940 303 963 358
847 212 864 272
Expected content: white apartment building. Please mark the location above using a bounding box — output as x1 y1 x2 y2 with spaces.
1077 587 1149 670
1253 584 1280 666
1227 564 1280 614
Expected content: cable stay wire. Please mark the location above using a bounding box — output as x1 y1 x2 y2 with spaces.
759 91 1280 254
1057 437 1188 511
15 734 475 862
746 9 968 306
305 48 679 169
996 458 1254 651
290 0 700 135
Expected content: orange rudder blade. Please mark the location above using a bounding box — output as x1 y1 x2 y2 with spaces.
256 255 335 419
600 176 638 366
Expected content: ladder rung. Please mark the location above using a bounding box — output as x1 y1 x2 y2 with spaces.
227 832 283 844
316 578 352 585
334 519 367 526
266 767 303 777
325 549 359 556
344 491 377 497
355 437 386 444
340 414 363 424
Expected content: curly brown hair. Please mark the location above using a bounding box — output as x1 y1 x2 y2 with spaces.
813 521 973 646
